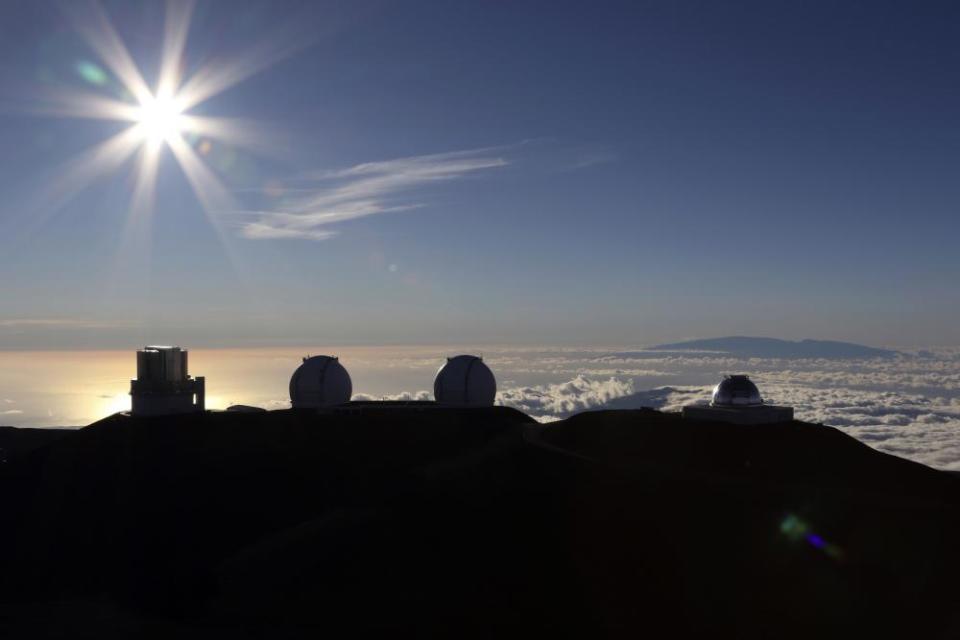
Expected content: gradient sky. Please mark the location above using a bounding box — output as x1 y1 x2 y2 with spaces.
1 0 959 350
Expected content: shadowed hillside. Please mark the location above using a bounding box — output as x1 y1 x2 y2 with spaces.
0 426 74 460
1 407 958 638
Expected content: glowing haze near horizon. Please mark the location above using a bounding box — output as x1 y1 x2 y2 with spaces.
2 3 960 465
4 346 960 470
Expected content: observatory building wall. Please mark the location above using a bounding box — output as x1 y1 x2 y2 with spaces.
289 356 352 409
130 346 205 417
682 374 793 425
434 355 497 407
681 404 793 425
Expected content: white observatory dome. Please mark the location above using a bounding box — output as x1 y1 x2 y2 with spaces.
289 356 352 408
711 375 763 407
433 355 496 407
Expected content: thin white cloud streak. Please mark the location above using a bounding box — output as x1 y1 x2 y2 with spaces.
240 223 337 242
240 149 508 241
0 318 124 329
565 150 617 171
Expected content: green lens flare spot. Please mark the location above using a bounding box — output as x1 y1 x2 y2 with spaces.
76 60 108 86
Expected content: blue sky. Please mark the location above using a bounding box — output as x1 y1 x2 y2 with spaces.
1 0 959 349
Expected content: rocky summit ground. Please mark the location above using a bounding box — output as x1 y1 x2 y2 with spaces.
1 407 959 638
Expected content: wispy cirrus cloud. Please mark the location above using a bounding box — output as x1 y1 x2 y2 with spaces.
239 148 508 241
0 318 123 329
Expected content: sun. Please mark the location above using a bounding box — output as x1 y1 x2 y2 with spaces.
134 93 185 147
24 0 302 264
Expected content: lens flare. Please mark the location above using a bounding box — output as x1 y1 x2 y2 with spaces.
12 0 309 256
75 60 108 86
780 514 845 561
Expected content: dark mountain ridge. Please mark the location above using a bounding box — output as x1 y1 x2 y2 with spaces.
1 406 958 638
0 426 74 460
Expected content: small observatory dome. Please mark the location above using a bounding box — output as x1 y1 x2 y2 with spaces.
711 375 763 407
289 355 352 408
434 355 496 407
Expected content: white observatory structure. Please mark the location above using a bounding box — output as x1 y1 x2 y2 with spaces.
433 355 497 407
682 375 793 425
130 346 205 417
289 355 353 408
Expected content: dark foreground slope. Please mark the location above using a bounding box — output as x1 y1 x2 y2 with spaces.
1 407 959 638
0 426 73 460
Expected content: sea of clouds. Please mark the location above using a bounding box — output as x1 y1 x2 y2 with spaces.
8 345 959 471
358 347 960 471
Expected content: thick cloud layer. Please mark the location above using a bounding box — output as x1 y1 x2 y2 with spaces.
479 348 960 470
13 345 952 471
200 347 960 470
497 376 635 421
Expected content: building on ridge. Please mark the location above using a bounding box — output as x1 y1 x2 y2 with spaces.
289 355 353 408
434 355 497 407
682 375 793 425
130 346 205 416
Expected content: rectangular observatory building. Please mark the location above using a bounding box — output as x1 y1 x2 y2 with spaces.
130 346 205 417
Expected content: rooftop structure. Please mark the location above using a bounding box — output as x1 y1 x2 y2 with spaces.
711 375 764 406
289 355 352 408
682 375 793 425
130 346 205 417
434 355 496 407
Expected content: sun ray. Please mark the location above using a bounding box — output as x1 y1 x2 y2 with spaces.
167 133 237 214
175 23 314 112
13 87 139 122
10 1 312 281
166 133 249 282
107 143 161 301
158 0 196 98
61 1 153 105
128 143 161 225
36 125 144 213
4 124 144 248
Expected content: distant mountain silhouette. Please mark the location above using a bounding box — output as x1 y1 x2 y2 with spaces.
649 336 899 359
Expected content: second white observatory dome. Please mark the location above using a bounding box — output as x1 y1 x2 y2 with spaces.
433 355 496 407
289 355 352 408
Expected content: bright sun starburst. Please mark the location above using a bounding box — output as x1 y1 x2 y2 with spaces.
24 0 305 265
134 93 186 147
